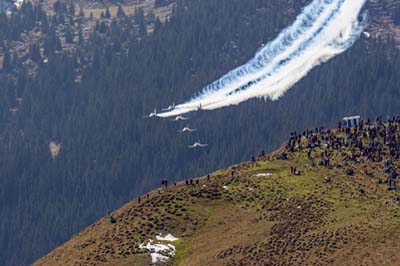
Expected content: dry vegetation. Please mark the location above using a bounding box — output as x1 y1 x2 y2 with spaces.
368 0 400 43
31 0 173 21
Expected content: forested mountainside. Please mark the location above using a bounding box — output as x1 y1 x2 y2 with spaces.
1 0 400 265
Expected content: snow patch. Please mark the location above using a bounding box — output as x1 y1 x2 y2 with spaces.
156 233 179 242
255 173 272 177
140 234 179 264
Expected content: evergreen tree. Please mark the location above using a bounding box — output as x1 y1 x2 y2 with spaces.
105 7 111 19
2 48 12 71
117 6 126 18
134 8 146 36
11 50 18 67
29 43 41 62
79 5 85 18
65 26 74 44
68 1 75 17
53 0 67 15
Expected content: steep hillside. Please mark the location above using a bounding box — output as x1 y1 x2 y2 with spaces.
35 116 400 266
0 0 173 81
368 0 400 42
1 0 399 83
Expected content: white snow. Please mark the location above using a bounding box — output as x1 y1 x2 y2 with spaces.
140 234 179 264
156 233 179 242
255 173 272 177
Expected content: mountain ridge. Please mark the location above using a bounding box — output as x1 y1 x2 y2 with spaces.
34 116 400 266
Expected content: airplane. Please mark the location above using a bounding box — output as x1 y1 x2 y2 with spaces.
144 109 157 118
188 141 208 148
178 125 197 133
170 115 189 121
162 102 175 111
9 107 18 114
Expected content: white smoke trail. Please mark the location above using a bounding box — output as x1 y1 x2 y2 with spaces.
158 0 368 118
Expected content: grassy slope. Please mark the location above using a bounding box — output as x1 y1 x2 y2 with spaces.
34 130 400 266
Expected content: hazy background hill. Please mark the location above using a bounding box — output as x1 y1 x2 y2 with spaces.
1 0 400 265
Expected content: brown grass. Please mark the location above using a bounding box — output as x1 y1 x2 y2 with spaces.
34 129 400 266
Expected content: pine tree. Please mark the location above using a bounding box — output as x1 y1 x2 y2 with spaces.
117 6 126 18
77 25 84 46
65 27 74 44
11 51 18 67
134 8 146 36
79 5 85 17
2 49 12 71
55 36 62 51
68 1 75 17
29 43 41 62
105 8 111 19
